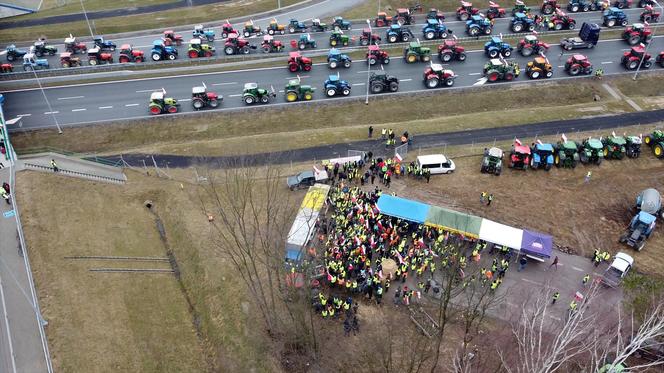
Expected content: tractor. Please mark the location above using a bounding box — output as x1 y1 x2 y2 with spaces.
148 90 179 114
578 137 604 165
639 0 655 6
118 44 144 63
287 51 312 72
564 54 593 75
554 137 580 168
224 34 255 55
530 142 555 170
329 30 352 47
243 21 262 37
567 0 600 12
457 1 480 21
374 12 393 27
291 34 317 50
512 0 531 15
332 16 352 31
93 36 116 52
386 24 414 43
87 47 113 65
481 147 504 175
541 0 561 14
267 19 286 35
151 40 178 61
625 134 642 158
485 36 513 58
221 23 238 38
394 8 415 25
367 45 390 65
193 24 215 41
466 15 494 36
623 23 652 45
613 0 632 8
423 63 457 88
658 51 664 67
162 30 183 46
601 134 627 159
422 19 451 40
22 53 49 71
641 5 661 22
483 58 520 81
359 28 381 46
310 18 328 32
327 48 351 69
323 74 351 97
32 40 57 57
604 7 629 27
508 140 531 170
620 211 656 251
644 130 664 158
404 41 432 63
1 63 12 73
487 1 507 19
369 72 399 94
438 40 467 62
427 8 446 22
526 57 553 79
59 52 81 68
4 45 27 62
288 19 308 33
518 34 549 56
622 46 652 70
242 83 276 104
188 38 216 58
546 11 577 30
261 35 284 53
191 83 222 110
284 77 315 102
511 12 536 32
64 35 87 54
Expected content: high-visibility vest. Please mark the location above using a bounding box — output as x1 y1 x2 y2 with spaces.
322 310 328 317
570 301 577 310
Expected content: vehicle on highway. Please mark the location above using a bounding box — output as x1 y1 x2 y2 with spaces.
541 0 561 14
193 24 215 41
511 0 531 15
59 52 81 68
22 53 49 71
242 83 276 104
151 40 178 61
191 84 221 110
422 18 451 40
481 147 504 175
427 7 446 22
288 18 308 33
640 5 661 22
287 169 328 190
423 63 457 88
1 63 12 73
564 54 593 75
162 30 183 46
5 44 27 62
518 34 549 56
487 1 507 19
266 19 286 35
603 7 629 27
359 28 381 46
483 58 520 81
148 89 179 114
369 72 399 94
291 34 317 50
567 0 604 12
64 35 87 54
543 10 577 30
287 51 313 72
323 74 351 97
622 23 652 45
285 77 315 102
560 22 600 50
221 22 237 39
329 30 352 47
612 0 632 8
620 211 656 251
261 35 284 53
457 1 480 21
310 18 328 32
438 40 467 62
188 38 216 58
386 24 414 43
394 7 415 25
602 252 633 287
118 44 144 63
485 36 513 58
327 48 351 69
367 45 390 65
93 36 117 52
510 12 536 32
32 40 57 57
87 47 113 65
374 12 393 27
416 154 456 175
332 16 351 31
243 20 263 37
404 41 432 63
224 33 255 55
526 56 553 79
622 45 652 70
466 14 494 36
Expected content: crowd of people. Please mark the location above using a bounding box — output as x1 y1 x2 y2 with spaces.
321 154 432 190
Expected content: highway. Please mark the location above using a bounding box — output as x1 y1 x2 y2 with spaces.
3 35 664 130
2 6 658 72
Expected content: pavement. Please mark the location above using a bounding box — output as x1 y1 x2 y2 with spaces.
17 152 127 183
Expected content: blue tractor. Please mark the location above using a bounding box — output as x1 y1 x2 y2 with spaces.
327 48 352 69
511 12 536 32
484 36 513 58
22 53 49 71
620 211 656 251
93 36 117 51
604 7 629 27
288 19 308 33
530 142 555 170
151 40 178 61
466 15 493 36
193 24 215 41
323 74 351 97
423 19 452 40
387 24 414 43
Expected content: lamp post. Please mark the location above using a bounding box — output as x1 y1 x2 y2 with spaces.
30 68 62 134
633 0 663 80
365 19 371 105
79 0 95 39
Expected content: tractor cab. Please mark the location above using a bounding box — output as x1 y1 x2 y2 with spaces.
310 18 328 31
375 12 393 26
626 45 647 59
604 6 626 18
630 22 646 32
163 30 183 45
587 138 604 150
513 11 530 21
523 34 539 45
443 40 459 49
571 54 589 65
531 56 549 69
427 8 445 21
243 82 260 95
510 141 532 169
426 18 442 29
93 36 116 50
481 147 504 175
64 35 76 47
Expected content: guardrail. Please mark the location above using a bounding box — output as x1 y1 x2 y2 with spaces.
16 147 125 167
23 162 127 184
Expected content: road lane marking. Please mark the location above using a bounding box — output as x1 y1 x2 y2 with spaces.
285 75 309 79
401 79 413 82
71 108 87 112
228 94 242 97
43 111 59 114
521 278 542 286
212 82 238 86
353 83 365 86
179 98 191 101
135 89 160 93
356 70 370 73
572 266 584 272
557 65 564 68
98 106 113 109
16 114 31 117
601 61 613 64
125 103 139 107
57 95 84 100
278 90 285 93
468 72 481 76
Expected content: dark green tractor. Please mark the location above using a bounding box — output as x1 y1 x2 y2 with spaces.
644 130 664 158
284 78 315 102
554 138 580 168
625 135 642 158
578 137 604 165
601 134 626 160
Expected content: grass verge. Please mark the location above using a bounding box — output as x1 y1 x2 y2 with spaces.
20 0 178 20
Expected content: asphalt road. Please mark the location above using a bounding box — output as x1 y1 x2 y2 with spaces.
1 6 658 72
3 35 664 129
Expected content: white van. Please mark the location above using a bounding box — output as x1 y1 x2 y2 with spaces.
416 154 456 175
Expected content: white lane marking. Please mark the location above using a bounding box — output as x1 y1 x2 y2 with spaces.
557 65 564 68
71 108 86 112
278 90 285 93
521 278 542 286
228 94 242 97
98 106 113 109
472 77 487 86
353 83 365 86
43 111 59 114
212 82 238 86
572 266 584 272
286 75 309 79
57 95 84 100
356 70 370 73
16 114 31 117
135 89 160 93
400 78 413 82
468 72 481 76
601 61 613 64
125 103 139 107
179 98 191 101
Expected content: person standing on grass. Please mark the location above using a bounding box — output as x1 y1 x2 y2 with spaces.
584 171 592 183
51 159 59 172
480 192 487 205
487 194 494 206
368 126 374 138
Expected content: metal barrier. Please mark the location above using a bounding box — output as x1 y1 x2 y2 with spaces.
395 143 408 160
22 162 126 184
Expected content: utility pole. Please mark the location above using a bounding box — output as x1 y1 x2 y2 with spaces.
365 19 371 105
633 0 662 80
31 69 62 134
79 0 95 39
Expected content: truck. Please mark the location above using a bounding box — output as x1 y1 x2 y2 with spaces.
560 22 600 50
286 168 328 190
602 252 633 287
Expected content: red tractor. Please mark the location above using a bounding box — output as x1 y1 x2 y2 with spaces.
162 30 183 46
224 33 254 55
359 28 381 46
509 139 531 170
564 54 593 75
541 0 561 14
623 23 653 45
87 47 113 65
1 64 13 73
549 10 577 30
457 1 480 21
118 44 144 63
438 40 467 62
657 51 664 67
63 35 87 54
374 12 393 27
641 5 661 22
518 34 549 56
487 1 506 19
394 8 415 25
423 63 457 88
221 22 237 38
261 35 284 53
287 51 312 72
367 45 390 65
622 45 652 69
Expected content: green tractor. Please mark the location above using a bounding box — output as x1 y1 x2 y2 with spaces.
403 40 431 63
554 135 580 168
601 133 627 160
148 89 179 115
644 130 664 158
578 137 604 165
284 77 315 102
242 82 276 105
329 30 352 47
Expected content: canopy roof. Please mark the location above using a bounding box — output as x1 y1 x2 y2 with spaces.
479 219 523 250
377 195 430 224
521 229 553 258
426 206 482 237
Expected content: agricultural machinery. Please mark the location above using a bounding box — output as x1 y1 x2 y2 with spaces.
118 44 144 63
601 134 627 159
261 35 284 53
578 138 604 165
22 53 49 71
526 57 553 79
332 16 352 31
191 84 221 110
387 24 414 43
485 36 513 58
644 130 664 157
487 1 506 19
369 72 399 94
466 15 494 36
457 1 480 21
481 147 504 175
162 30 183 46
518 34 549 56
567 0 604 12
360 28 381 46
546 11 577 30
509 140 531 169
324 74 351 97
564 54 593 75
641 5 661 22
394 8 415 25
541 0 561 14
224 34 255 55
1 63 12 73
636 188 663 218
310 18 328 32
4 45 26 62
613 0 633 8
287 51 312 72
658 52 664 67
148 90 179 114
59 52 81 68
623 23 652 45
87 47 113 65
243 21 262 37
32 40 57 57
284 77 315 102
329 30 352 47
404 41 432 63
151 40 178 61
422 19 451 40
438 40 467 62
64 35 87 54
604 7 629 27
427 8 446 22
512 0 531 15
291 34 317 50
242 83 276 104
620 212 656 251
327 48 351 69
530 142 555 170
221 23 237 38
193 24 215 41
367 45 390 65
622 46 652 69
267 19 286 35
423 63 457 88
288 19 308 33
624 135 643 158
374 12 393 27
483 58 520 81
554 137 580 168
639 0 655 6
93 36 116 51
188 39 216 58
511 12 536 32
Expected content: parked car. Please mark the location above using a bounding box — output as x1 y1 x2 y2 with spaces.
287 169 328 190
416 154 456 174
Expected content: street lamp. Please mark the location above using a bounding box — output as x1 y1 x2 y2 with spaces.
365 19 371 105
28 63 62 134
633 0 663 80
79 0 95 39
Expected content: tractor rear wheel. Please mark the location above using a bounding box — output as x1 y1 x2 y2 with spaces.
603 147 609 157
571 5 579 12
326 89 336 97
628 35 640 45
487 72 499 82
530 70 540 79
488 49 499 58
554 154 560 166
192 98 205 110
361 38 369 46
654 143 664 158
469 28 479 36
569 65 580 75
149 105 162 115
426 77 439 88
407 54 417 63
62 62 70 68
289 63 298 72
371 82 384 94
425 31 435 40
189 50 199 58
286 91 298 102
555 22 563 30
119 56 129 63
460 13 469 21
388 35 398 43
521 46 533 56
628 60 639 70
368 57 377 65
89 59 98 65
513 23 523 32
607 19 616 27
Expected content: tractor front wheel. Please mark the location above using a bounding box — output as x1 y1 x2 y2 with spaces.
168 54 177 61
166 105 178 113
343 60 351 68
513 23 523 32
260 95 270 103
402 34 411 42
458 53 467 61
505 72 514 81
460 13 469 21
445 78 455 86
487 72 499 82
571 5 579 12
361 38 369 46
546 70 553 78
342 88 351 96
304 92 313 100
644 135 652 145
488 49 499 58
503 49 512 57
654 143 664 158
569 21 576 30
628 60 639 69
628 35 640 45
441 52 453 62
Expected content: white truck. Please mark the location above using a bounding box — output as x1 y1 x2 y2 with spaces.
602 252 634 288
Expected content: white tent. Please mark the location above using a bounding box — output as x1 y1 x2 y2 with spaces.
479 219 523 250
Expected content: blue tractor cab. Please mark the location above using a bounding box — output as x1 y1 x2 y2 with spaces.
603 7 628 27
484 36 513 58
511 12 536 32
466 15 493 36
324 74 351 97
327 48 352 69
620 211 656 251
531 142 555 170
423 18 451 40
